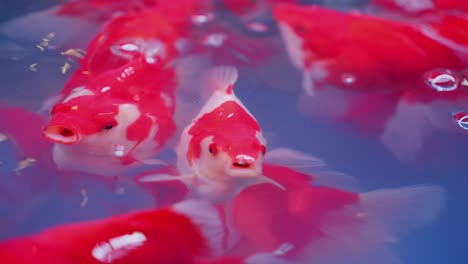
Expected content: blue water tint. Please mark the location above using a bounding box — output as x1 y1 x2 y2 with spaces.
0 1 467 264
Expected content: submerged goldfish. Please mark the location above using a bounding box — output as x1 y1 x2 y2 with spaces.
0 199 227 264
273 3 464 95
371 0 468 13
229 161 447 264
273 3 468 162
139 66 283 202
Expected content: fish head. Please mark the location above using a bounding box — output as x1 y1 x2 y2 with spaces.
42 93 147 159
187 101 267 183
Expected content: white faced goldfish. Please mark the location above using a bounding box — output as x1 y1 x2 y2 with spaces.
139 66 284 202
40 7 213 176
42 53 177 176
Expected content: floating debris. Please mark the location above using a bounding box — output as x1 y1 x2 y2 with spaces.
29 63 38 71
0 133 8 142
462 78 468 87
61 48 87 59
80 188 89 208
13 157 37 172
61 62 72 74
36 32 56 51
35 44 45 52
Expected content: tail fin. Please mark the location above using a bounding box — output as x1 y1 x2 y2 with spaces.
359 184 447 237
297 184 446 264
264 147 360 191
245 243 296 264
201 65 239 98
171 199 226 256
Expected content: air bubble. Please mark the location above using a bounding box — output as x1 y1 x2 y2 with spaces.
341 73 356 85
424 68 459 92
191 14 214 25
113 144 125 157
246 22 269 33
451 112 468 130
202 33 226 47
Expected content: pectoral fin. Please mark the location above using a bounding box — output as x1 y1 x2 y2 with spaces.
138 174 193 183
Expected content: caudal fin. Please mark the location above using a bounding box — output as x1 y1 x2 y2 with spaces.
171 199 227 256
297 184 446 264
201 65 239 97
264 147 360 191
245 243 296 264
359 184 447 237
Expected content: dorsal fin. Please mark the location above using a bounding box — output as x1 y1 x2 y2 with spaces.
202 65 239 98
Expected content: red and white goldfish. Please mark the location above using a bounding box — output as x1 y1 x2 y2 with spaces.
273 3 468 162
273 3 465 95
42 53 177 176
0 199 228 264
371 0 468 13
139 66 283 202
40 5 219 176
229 162 447 264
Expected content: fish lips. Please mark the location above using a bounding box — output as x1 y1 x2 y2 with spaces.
42 122 81 144
225 155 261 178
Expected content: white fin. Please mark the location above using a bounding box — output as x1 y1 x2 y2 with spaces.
277 22 305 70
297 184 446 264
303 70 315 96
172 54 213 133
245 243 296 264
171 199 225 256
380 100 433 162
257 175 286 190
137 173 193 183
246 254 295 264
264 147 327 169
38 94 63 114
359 184 447 237
201 65 239 96
264 147 360 191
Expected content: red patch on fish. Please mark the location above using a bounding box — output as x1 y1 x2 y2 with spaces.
187 101 262 165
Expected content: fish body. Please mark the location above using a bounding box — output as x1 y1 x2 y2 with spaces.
139 66 282 202
273 3 464 95
43 53 177 176
0 200 226 264
274 3 468 162
371 0 468 13
230 163 447 263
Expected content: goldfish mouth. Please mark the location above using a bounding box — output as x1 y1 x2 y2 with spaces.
232 161 252 168
43 124 80 144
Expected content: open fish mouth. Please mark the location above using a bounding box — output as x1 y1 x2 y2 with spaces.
43 124 80 144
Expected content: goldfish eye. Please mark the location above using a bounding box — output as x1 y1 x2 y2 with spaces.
102 121 117 131
208 144 217 156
